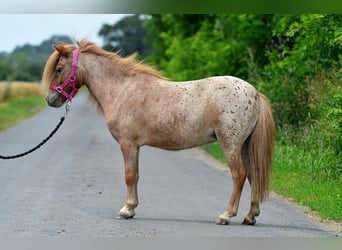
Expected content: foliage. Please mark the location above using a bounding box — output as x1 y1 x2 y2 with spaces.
144 14 272 81
261 14 342 127
98 15 152 57
0 35 72 82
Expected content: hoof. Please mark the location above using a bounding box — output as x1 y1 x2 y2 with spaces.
242 216 256 225
116 212 135 220
216 217 230 225
117 205 136 220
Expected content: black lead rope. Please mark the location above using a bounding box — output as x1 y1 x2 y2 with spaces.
0 101 71 160
0 117 65 160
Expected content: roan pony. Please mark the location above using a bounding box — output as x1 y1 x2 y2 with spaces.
43 39 275 225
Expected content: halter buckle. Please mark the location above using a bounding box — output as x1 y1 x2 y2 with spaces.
64 100 71 117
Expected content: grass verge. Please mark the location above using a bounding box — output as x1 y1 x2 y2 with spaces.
0 95 46 132
201 142 342 221
272 144 341 221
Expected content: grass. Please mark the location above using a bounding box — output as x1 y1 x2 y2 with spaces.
272 144 341 221
0 81 46 131
0 95 46 132
202 142 342 221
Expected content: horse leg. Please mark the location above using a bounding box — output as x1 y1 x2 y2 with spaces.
242 174 260 225
216 147 247 225
242 142 260 225
116 142 139 220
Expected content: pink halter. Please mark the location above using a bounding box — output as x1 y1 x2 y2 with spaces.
50 48 80 101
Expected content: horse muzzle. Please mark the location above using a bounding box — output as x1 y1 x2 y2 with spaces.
45 92 66 108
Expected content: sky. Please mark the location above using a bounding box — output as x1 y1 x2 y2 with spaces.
0 14 130 53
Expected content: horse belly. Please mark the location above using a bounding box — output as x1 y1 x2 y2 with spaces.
146 129 217 150
144 110 217 150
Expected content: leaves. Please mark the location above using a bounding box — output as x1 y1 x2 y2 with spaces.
145 14 272 81
98 15 151 57
0 35 72 82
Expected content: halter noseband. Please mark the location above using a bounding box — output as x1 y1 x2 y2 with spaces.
50 48 80 101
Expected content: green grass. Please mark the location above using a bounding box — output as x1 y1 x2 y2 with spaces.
272 144 341 221
0 96 46 132
202 142 342 221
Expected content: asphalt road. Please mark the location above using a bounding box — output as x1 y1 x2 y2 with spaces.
0 93 340 237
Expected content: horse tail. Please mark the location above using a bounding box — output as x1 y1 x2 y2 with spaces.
247 92 275 203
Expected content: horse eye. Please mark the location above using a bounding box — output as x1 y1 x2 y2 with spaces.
56 67 63 73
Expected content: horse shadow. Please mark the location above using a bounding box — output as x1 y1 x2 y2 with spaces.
127 216 334 236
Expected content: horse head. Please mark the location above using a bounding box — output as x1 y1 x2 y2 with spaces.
44 43 83 108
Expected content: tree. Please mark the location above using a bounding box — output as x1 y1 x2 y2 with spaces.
98 15 151 56
144 14 272 81
0 53 12 80
0 35 72 81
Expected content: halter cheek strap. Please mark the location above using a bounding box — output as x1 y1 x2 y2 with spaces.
50 48 80 101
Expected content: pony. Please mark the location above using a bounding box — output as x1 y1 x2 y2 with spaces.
43 39 275 225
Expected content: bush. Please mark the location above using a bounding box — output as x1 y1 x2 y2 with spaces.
260 15 342 127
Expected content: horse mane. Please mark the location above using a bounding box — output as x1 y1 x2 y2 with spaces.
42 39 166 90
77 39 166 79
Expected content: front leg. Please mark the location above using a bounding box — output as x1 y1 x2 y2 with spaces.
116 141 140 220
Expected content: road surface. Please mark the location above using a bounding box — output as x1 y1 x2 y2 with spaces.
0 94 340 237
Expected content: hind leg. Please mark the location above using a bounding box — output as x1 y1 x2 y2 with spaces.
241 143 261 225
216 147 247 225
242 175 260 225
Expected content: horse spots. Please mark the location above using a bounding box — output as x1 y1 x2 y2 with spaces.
229 124 240 137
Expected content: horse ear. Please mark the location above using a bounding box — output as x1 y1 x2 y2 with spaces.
52 43 67 55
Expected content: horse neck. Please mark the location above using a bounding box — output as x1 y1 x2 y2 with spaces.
79 53 154 113
79 54 117 109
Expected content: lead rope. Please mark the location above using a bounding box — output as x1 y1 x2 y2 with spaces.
0 100 71 160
